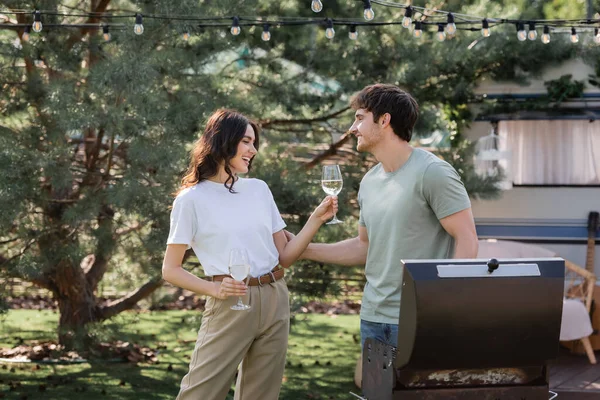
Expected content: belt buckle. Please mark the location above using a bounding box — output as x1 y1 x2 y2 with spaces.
268 270 276 283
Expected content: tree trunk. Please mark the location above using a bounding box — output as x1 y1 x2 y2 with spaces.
57 296 99 351
53 262 99 350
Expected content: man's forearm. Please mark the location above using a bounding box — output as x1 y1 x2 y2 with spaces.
302 237 368 266
279 218 323 268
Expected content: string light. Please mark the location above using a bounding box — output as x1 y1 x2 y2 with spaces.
527 22 537 40
32 10 42 33
517 22 526 41
542 25 551 44
402 6 412 29
436 24 446 42
325 18 335 39
413 21 422 38
102 25 110 41
363 0 375 21
3 7 600 46
22 26 30 42
261 24 271 41
570 27 579 43
231 16 241 36
481 18 491 37
134 13 144 35
446 13 456 35
311 0 323 13
348 25 358 40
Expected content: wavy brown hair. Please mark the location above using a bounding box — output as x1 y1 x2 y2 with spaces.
177 109 259 195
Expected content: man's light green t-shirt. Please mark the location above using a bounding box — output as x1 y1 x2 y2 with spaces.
358 148 471 324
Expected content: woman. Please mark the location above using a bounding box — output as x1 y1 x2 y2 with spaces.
162 109 337 400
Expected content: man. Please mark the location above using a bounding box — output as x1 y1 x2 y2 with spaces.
290 84 478 349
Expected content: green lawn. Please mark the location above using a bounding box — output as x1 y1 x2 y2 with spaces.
0 310 361 399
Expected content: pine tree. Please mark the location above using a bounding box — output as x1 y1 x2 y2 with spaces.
0 0 260 348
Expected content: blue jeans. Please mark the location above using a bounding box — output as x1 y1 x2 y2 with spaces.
360 319 398 350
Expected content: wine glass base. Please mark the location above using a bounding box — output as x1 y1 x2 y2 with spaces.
231 304 252 311
326 218 343 225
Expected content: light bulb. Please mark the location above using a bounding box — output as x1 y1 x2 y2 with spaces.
363 1 374 21
517 23 526 41
231 16 241 36
325 19 335 39
446 13 456 35
570 27 579 43
481 19 490 37
325 27 335 39
22 26 30 42
527 23 537 40
542 26 550 44
595 28 600 44
413 21 422 38
134 13 144 35
102 25 111 42
261 25 271 41
402 6 413 29
311 0 323 13
32 10 42 33
348 25 358 40
182 31 190 41
436 24 446 42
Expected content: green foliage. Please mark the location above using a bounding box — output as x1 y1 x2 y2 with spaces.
542 0 595 19
545 74 586 104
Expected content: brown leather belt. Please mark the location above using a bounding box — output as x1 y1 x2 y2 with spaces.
209 266 284 286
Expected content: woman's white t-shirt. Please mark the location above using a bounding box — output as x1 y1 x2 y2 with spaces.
166 178 286 277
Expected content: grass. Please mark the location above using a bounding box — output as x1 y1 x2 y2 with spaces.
0 310 361 399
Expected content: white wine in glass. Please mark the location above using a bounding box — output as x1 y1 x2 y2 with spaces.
228 248 251 311
321 165 343 225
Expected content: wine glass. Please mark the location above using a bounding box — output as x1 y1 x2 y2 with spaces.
228 248 251 311
321 165 343 225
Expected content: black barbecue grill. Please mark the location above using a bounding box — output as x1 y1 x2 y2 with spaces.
358 257 565 400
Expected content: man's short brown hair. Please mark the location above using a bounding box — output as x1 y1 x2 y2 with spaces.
350 84 419 142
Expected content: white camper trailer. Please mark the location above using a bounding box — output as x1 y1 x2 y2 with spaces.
465 59 600 278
